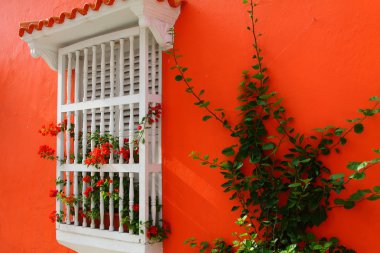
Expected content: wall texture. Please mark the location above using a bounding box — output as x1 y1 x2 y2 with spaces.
1 0 379 252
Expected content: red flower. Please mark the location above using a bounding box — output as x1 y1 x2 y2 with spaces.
137 125 143 131
147 226 159 239
118 147 130 161
39 125 50 136
82 175 91 183
66 195 74 204
85 147 107 167
108 179 113 184
49 189 58 198
39 122 64 136
133 203 139 212
38 145 55 160
84 158 91 165
49 211 57 223
84 187 93 198
96 179 104 187
124 138 129 144
101 142 112 156
114 188 119 193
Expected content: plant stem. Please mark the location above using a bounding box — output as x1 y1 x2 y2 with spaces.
249 0 264 87
171 37 236 134
331 101 380 150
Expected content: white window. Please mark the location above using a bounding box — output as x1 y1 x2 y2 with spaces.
20 1 180 252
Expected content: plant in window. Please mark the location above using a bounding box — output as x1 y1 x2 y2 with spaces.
38 103 162 166
39 103 170 241
145 220 171 242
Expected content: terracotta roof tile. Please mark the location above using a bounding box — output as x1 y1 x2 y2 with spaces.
19 0 182 37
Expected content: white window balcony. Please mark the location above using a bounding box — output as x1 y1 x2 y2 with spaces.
19 1 181 252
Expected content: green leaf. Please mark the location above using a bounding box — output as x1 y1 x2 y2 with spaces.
334 128 345 136
175 75 183 81
314 128 325 133
259 92 276 100
222 146 235 157
334 199 345 205
367 194 380 201
199 90 205 96
347 161 367 171
347 117 360 123
350 172 366 180
250 149 262 163
202 115 212 121
369 96 380 101
348 190 368 201
200 241 209 249
330 173 345 180
262 142 276 151
253 73 264 80
288 183 301 188
221 180 232 188
231 206 240 211
184 237 196 244
306 233 316 241
373 186 380 193
273 98 283 106
340 137 347 145
359 109 375 116
299 158 311 163
199 101 210 108
354 123 364 134
343 201 355 209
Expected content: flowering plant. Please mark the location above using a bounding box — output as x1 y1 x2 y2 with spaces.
38 103 161 167
40 103 170 242
145 220 171 242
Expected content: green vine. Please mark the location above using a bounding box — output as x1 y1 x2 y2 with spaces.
170 1 380 252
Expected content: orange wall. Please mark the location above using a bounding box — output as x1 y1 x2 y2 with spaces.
1 0 379 252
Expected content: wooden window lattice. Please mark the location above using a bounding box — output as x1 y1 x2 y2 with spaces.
55 27 162 241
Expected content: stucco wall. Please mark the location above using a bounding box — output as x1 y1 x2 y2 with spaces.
1 0 380 252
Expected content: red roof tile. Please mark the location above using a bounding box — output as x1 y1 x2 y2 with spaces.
19 0 182 37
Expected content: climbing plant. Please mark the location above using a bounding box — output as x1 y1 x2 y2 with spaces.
169 0 380 252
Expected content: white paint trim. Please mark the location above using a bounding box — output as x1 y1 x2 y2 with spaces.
60 27 140 55
57 228 162 253
59 94 161 112
21 0 180 71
